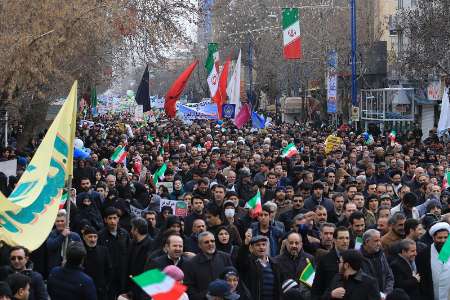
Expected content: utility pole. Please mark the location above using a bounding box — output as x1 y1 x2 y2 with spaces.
248 33 253 107
350 0 358 106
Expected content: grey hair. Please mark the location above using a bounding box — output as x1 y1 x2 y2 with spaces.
388 212 406 225
264 201 278 211
198 231 214 244
398 238 415 252
292 213 305 223
362 229 380 244
320 222 336 232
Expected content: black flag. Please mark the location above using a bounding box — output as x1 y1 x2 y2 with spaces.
135 65 151 112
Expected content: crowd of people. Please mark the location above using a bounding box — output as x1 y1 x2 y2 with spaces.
0 112 449 300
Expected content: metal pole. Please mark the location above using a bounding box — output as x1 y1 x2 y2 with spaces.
248 34 253 106
350 0 358 106
4 112 8 147
62 175 73 263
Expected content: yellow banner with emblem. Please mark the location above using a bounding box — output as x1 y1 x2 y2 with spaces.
0 82 77 250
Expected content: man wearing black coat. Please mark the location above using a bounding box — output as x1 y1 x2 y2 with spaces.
145 234 190 273
311 227 350 300
82 226 113 300
324 250 380 300
236 232 282 300
0 246 48 300
184 231 233 300
389 239 421 300
98 207 130 299
274 231 314 283
127 217 154 300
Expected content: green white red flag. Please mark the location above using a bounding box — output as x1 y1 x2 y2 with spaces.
205 43 220 98
281 143 299 158
132 268 186 300
299 258 315 287
245 190 262 218
443 169 450 190
111 146 127 163
282 8 302 59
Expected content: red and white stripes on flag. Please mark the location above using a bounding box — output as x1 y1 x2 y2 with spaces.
282 8 302 59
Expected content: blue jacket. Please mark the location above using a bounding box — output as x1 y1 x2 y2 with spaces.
47 265 97 300
250 223 284 257
46 230 81 271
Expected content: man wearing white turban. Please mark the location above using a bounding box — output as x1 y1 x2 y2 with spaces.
416 222 450 300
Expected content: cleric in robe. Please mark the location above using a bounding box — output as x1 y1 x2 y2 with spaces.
416 222 450 300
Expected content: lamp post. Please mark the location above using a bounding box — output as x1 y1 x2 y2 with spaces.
350 0 358 106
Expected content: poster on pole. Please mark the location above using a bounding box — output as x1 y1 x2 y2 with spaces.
327 50 338 113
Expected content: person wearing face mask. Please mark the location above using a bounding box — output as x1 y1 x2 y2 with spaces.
416 222 450 300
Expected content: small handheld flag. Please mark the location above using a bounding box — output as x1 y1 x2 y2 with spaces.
132 269 187 300
299 258 315 287
153 163 167 185
281 143 299 158
245 190 262 218
111 146 127 164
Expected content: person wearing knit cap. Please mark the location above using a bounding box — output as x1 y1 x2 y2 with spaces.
0 281 12 299
163 265 189 300
416 221 450 300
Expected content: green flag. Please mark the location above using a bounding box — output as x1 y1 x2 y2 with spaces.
153 163 167 185
90 86 97 108
439 237 450 263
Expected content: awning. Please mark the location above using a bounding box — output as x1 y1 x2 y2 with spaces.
415 97 438 105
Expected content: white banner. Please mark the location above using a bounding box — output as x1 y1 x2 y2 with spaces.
0 159 17 183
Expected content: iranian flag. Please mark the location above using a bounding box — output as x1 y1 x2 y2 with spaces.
245 190 262 218
111 146 127 163
388 130 397 145
59 191 68 209
282 8 302 59
442 169 450 191
153 163 167 185
299 259 315 287
281 143 299 158
132 269 186 300
205 43 220 98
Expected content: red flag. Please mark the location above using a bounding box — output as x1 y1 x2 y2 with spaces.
235 103 251 129
213 57 231 119
164 60 198 118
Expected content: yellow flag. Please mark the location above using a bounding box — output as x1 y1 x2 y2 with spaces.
0 81 77 250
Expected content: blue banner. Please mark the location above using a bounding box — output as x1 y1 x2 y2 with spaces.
222 104 236 119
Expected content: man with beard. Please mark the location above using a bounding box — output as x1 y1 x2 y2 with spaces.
274 232 313 299
324 250 380 300
184 231 233 300
381 213 406 254
82 226 112 300
360 229 394 297
416 222 450 300
279 194 308 230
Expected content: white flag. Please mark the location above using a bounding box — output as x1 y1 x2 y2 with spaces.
438 88 450 136
227 50 242 114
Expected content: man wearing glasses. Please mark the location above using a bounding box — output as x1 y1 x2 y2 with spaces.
184 231 233 300
0 246 47 300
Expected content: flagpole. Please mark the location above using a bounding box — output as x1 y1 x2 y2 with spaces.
62 176 73 262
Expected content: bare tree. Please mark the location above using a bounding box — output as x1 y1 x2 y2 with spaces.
397 0 450 79
212 0 380 118
0 0 196 146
